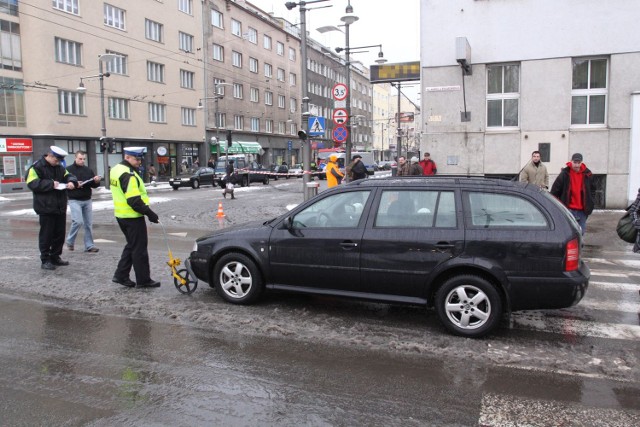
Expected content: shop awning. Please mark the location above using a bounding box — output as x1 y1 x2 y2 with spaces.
211 141 262 155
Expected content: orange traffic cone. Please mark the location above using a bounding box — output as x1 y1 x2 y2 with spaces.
216 202 225 218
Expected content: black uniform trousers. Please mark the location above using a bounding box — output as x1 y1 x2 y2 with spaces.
39 213 67 263
114 217 151 285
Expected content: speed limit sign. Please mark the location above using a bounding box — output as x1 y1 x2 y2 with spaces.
332 83 348 101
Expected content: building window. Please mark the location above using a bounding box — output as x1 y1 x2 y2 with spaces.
277 68 285 82
289 72 296 86
486 64 519 128
231 19 241 37
289 47 296 61
53 0 79 15
149 103 166 123
213 78 227 95
178 0 192 15
104 4 125 30
211 10 223 28
278 95 285 109
263 34 271 50
147 61 165 83
265 91 273 106
212 43 223 61
145 19 163 43
234 115 243 130
54 37 82 66
250 87 259 103
108 97 129 119
249 57 258 73
233 83 243 99
290 97 297 113
1 0 18 16
179 31 194 53
0 20 21 71
289 122 297 135
182 107 196 126
278 121 285 134
276 41 284 56
232 51 242 68
264 63 272 78
265 119 273 133
105 51 127 75
58 90 84 116
0 77 25 126
247 27 257 44
180 69 194 89
215 112 226 129
571 58 607 126
251 117 260 132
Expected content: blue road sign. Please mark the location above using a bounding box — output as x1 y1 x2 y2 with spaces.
308 116 325 136
287 140 292 151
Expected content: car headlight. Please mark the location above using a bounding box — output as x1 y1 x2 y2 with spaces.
192 241 198 252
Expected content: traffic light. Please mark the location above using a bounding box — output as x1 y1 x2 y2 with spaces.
226 130 232 148
297 130 307 141
108 139 116 153
99 138 107 153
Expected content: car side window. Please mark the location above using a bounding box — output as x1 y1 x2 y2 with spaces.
292 190 371 228
465 192 549 228
375 190 456 228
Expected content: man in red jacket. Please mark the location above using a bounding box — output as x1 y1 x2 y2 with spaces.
419 152 437 175
550 153 594 235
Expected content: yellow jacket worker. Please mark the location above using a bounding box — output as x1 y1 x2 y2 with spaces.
110 147 161 289
326 155 344 188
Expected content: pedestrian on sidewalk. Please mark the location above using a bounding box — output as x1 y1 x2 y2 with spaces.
26 146 78 270
409 157 424 176
519 150 549 189
222 160 236 199
65 150 101 253
629 187 640 254
550 153 594 235
419 152 437 175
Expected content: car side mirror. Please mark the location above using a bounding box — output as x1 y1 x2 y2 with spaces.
282 216 293 229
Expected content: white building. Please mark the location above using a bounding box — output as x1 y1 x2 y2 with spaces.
419 0 640 207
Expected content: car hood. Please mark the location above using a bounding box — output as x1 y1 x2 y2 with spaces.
195 219 275 243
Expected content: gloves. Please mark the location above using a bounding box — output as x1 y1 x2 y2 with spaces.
147 210 159 224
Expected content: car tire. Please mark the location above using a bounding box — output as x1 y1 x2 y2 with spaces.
263 176 269 185
242 175 249 187
192 179 200 189
213 253 263 304
434 275 502 338
172 186 179 190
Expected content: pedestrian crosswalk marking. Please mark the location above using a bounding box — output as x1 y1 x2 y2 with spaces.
589 280 640 292
511 313 640 340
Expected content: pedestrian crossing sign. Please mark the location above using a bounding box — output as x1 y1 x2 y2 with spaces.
308 116 325 136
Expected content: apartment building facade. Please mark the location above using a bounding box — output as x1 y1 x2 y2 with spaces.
420 0 640 207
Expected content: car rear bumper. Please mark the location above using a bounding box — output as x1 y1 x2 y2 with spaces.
508 262 590 311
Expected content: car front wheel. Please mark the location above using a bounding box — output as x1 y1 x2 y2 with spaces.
213 253 263 304
192 179 200 189
263 176 269 185
434 275 502 338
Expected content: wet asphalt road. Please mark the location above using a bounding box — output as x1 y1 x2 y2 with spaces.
0 177 639 425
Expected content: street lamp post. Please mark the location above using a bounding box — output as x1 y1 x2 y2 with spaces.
77 53 118 189
198 82 231 171
285 0 329 201
340 2 358 165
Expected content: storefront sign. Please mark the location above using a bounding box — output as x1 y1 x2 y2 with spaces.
3 156 16 175
0 138 33 153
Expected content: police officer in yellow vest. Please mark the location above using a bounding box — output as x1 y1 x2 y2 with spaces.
111 147 161 288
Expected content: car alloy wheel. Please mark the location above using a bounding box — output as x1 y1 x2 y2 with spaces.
435 275 502 338
192 179 200 189
214 253 263 304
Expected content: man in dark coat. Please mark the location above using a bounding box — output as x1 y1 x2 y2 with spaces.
26 146 78 270
349 154 368 181
550 153 594 235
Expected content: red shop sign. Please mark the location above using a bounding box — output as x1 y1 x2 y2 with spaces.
1 138 33 153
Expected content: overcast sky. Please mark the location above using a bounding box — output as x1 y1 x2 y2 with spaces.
248 0 421 103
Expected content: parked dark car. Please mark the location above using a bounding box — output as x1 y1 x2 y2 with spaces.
269 164 289 181
213 156 270 187
187 177 589 338
169 167 216 190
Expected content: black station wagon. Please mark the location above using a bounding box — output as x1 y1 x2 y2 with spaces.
187 177 590 337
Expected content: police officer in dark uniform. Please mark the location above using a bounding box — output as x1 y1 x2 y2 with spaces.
110 147 161 288
26 146 78 270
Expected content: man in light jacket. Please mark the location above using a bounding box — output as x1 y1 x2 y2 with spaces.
519 150 549 189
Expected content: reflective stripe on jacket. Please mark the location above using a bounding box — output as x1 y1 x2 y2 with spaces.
110 162 149 218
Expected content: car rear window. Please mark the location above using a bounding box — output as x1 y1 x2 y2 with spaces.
375 190 457 228
465 192 549 228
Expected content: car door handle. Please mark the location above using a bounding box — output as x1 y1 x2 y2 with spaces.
434 242 455 249
340 242 358 249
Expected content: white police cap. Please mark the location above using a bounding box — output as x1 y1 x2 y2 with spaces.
123 147 146 157
49 146 68 160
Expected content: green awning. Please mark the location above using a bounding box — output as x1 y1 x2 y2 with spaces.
211 141 262 154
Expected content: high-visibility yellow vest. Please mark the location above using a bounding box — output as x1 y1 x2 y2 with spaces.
110 163 149 218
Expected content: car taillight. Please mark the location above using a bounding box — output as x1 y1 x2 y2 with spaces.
565 238 579 271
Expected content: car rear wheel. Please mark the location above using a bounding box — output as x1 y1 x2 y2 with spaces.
192 179 200 189
263 176 269 185
213 253 263 304
242 175 249 187
434 275 502 338
171 186 179 190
